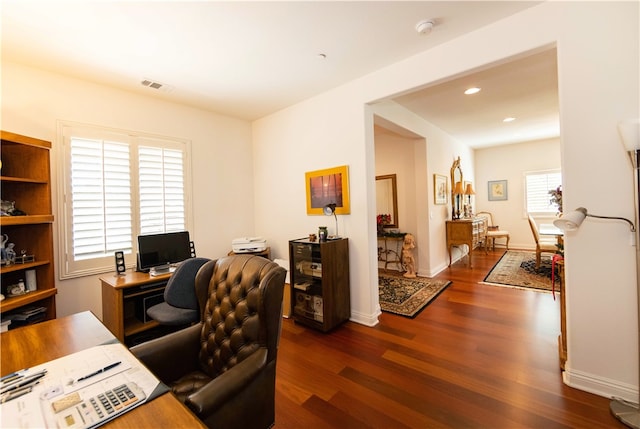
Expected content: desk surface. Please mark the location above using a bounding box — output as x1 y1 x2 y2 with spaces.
1 311 205 429
100 270 172 289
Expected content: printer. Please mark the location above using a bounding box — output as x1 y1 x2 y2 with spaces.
231 237 267 253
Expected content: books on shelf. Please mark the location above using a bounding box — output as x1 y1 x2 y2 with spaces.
5 306 47 327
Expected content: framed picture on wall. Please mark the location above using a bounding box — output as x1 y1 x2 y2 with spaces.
434 174 447 205
305 165 350 214
488 180 508 201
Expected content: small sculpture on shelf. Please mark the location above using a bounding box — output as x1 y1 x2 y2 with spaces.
0 234 14 266
5 242 16 265
402 233 417 278
0 200 26 216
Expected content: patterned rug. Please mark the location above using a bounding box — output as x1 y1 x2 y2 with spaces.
482 250 559 292
379 274 451 318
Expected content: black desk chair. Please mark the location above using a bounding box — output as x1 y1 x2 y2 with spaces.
146 257 211 326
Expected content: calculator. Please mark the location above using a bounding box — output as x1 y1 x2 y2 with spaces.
52 382 146 429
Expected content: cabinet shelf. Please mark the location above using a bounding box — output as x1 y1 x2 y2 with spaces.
0 288 57 313
1 260 50 275
0 215 54 226
124 317 160 337
0 175 48 184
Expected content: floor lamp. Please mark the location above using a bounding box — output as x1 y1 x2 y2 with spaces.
553 119 640 428
610 119 640 428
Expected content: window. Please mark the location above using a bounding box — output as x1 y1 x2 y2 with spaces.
525 170 562 214
58 122 192 279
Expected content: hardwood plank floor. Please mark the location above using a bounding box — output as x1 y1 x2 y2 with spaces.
274 250 623 428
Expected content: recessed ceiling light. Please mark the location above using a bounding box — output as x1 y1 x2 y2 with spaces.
464 87 481 95
503 117 516 122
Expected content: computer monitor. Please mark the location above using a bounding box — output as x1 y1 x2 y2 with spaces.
137 231 191 273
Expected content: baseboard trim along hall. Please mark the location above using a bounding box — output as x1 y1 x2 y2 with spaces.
564 368 638 404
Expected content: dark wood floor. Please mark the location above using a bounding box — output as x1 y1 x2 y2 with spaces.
274 249 623 428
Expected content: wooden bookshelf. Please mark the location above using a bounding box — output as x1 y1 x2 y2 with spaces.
0 131 57 326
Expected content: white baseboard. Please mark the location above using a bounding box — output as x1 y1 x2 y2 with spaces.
349 308 380 327
564 367 638 403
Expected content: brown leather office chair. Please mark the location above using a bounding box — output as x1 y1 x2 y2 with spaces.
131 254 286 429
527 214 558 269
476 211 510 251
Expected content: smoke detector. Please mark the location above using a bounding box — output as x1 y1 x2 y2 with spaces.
415 19 435 35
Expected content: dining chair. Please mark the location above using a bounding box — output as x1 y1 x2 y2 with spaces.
476 211 510 251
527 214 558 269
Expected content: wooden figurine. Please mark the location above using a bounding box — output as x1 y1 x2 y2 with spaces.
402 233 417 278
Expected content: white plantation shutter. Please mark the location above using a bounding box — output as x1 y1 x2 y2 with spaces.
138 146 185 234
59 123 192 279
70 138 132 261
525 170 562 214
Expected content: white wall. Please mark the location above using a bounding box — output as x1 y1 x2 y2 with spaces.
374 132 420 272
252 2 640 401
474 138 562 249
1 62 255 319
371 101 475 275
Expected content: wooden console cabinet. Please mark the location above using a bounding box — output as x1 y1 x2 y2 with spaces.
289 237 349 332
0 131 57 327
100 270 172 345
446 218 487 268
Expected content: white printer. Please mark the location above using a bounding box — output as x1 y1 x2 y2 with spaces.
231 237 267 253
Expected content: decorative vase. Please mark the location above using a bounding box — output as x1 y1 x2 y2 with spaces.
318 226 328 242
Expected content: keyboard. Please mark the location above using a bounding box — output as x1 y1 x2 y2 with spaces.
52 382 146 429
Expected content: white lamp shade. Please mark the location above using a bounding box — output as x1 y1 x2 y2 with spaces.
553 208 587 231
618 119 640 151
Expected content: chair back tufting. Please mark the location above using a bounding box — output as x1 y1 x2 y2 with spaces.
194 254 286 378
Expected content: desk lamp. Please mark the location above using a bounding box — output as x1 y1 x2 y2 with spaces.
553 207 635 233
323 203 339 238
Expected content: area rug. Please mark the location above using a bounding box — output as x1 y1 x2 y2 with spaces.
379 274 451 318
482 250 558 292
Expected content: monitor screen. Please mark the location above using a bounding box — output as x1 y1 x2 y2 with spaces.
137 231 191 271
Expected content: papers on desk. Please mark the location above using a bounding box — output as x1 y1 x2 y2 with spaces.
1 343 167 428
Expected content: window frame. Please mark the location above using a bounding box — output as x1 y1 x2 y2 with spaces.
57 121 193 279
523 169 562 217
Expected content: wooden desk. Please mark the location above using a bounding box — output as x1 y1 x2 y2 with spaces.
0 311 206 428
446 218 487 268
101 271 172 344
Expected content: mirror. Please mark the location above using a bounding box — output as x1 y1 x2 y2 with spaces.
376 174 399 228
450 157 464 219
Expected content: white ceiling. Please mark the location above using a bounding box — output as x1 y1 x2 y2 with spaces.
1 1 555 148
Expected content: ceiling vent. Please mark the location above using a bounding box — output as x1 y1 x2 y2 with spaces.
141 78 173 92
